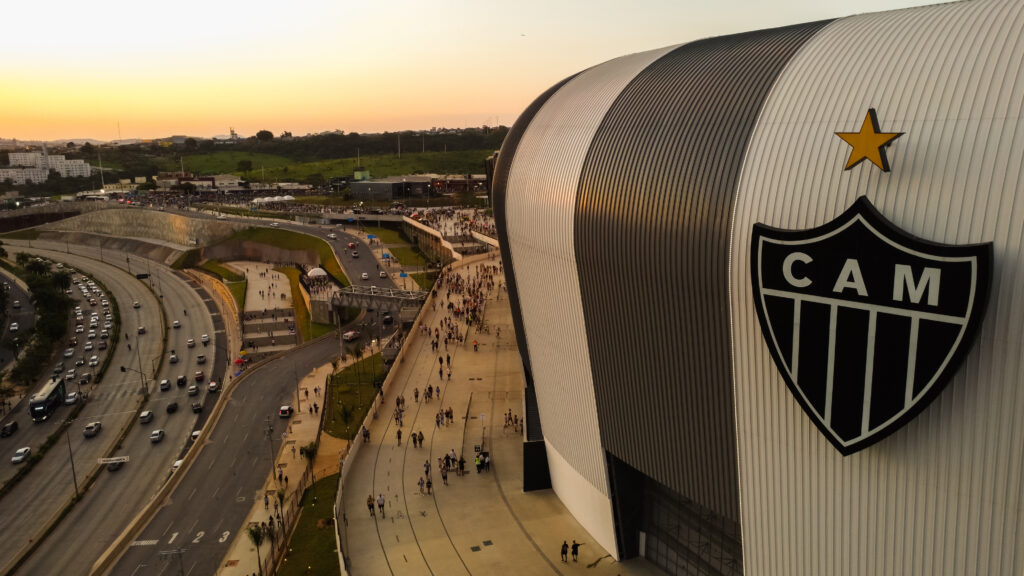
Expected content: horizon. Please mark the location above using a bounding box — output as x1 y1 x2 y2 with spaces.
2 0 944 142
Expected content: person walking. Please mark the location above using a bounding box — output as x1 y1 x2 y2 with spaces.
377 493 386 518
571 540 583 561
367 494 375 517
441 467 448 486
561 541 569 562
418 477 425 493
264 494 269 510
426 477 433 494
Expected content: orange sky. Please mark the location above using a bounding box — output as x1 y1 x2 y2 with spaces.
0 0 942 142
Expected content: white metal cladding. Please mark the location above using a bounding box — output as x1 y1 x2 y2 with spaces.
729 0 1024 574
504 45 677 497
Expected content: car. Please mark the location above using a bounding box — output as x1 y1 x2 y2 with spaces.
66 369 77 380
139 410 154 423
100 331 109 340
11 447 30 464
88 355 99 367
279 405 294 418
361 272 369 280
64 392 79 405
8 323 18 333
87 330 96 340
132 301 140 309
159 379 171 391
79 373 92 385
187 338 195 348
216 215 227 220
194 371 204 382
169 352 178 364
11 300 20 309
379 270 387 278
342 330 360 342
327 233 337 239
63 348 75 358
70 336 79 346
172 320 181 329
270 222 279 227
103 321 112 329
382 314 394 325
84 342 93 352
138 326 146 335
191 430 201 442
150 430 165 443
83 421 101 438
75 325 84 333
201 333 210 344
74 357 85 367
191 402 202 413
347 242 356 249
107 460 124 472
196 354 206 365
53 363 65 375
171 459 184 471
351 251 359 258
187 385 199 396
208 381 220 393
98 340 107 350
166 402 178 414
1 421 18 437
176 375 187 387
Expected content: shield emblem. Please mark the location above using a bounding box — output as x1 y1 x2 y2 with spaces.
751 197 992 455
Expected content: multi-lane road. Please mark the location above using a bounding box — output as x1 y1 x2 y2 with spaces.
0 213 397 575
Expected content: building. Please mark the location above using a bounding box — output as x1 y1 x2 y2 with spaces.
493 1 1024 574
350 176 433 201
4 151 91 178
0 168 49 185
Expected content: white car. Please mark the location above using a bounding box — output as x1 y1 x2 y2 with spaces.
173 320 181 329
132 301 140 309
187 338 195 348
9 323 18 333
64 348 75 358
64 391 79 405
342 330 360 342
327 233 337 239
379 271 387 278
88 355 99 367
11 447 30 464
201 334 210 344
84 342 93 351
361 272 369 280
270 222 280 227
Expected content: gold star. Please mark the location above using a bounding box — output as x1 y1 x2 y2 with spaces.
836 108 903 172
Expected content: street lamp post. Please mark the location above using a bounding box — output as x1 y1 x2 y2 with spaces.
65 421 79 498
120 362 147 395
264 417 279 489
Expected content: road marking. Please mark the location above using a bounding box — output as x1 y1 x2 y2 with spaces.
188 487 197 501
168 532 178 544
130 540 158 547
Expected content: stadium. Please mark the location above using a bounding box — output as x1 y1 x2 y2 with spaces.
493 0 1024 573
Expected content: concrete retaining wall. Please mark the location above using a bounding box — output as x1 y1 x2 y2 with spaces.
43 207 246 247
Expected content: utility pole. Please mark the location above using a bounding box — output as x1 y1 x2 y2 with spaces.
265 417 279 489
65 423 79 498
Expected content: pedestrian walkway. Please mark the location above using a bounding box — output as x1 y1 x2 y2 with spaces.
341 252 662 576
231 261 301 360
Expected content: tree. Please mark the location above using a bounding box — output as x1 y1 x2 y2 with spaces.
81 142 94 155
184 138 198 150
256 130 274 142
66 142 76 149
247 523 265 576
237 160 253 176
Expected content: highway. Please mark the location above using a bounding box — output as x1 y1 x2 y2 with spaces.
0 245 163 574
0 268 35 377
111 336 338 576
1 242 219 576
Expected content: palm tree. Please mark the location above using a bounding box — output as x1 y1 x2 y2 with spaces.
247 523 265 576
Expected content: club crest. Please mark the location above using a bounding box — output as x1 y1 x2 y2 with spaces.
751 197 992 455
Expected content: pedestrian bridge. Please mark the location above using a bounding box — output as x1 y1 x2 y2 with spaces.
332 285 428 321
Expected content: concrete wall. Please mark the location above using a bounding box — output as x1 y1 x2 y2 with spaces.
43 207 246 247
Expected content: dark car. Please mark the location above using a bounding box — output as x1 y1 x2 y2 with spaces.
176 375 187 387
0 421 17 437
107 460 124 472
382 314 394 325
166 402 178 414
191 402 202 413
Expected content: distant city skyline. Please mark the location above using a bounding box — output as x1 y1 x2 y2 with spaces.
1 0 942 142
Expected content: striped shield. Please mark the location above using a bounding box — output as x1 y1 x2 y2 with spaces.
751 197 992 455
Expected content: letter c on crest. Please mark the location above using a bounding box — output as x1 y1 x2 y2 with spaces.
783 252 813 288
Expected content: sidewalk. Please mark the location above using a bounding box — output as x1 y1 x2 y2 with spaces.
341 252 662 576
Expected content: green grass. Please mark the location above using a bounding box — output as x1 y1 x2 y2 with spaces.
228 228 349 286
277 473 341 576
227 281 246 310
199 259 244 282
276 267 311 342
167 149 493 182
361 226 404 244
0 229 41 240
324 353 384 439
389 246 428 267
293 196 350 206
409 272 438 290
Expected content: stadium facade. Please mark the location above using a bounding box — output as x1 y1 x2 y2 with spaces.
492 0 1024 574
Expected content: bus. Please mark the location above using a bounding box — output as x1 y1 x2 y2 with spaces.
29 377 66 422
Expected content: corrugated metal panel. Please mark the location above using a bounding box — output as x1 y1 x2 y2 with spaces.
729 0 1024 573
493 74 577 403
574 21 828 522
501 46 678 495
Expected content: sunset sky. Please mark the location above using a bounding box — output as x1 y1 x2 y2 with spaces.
2 0 941 142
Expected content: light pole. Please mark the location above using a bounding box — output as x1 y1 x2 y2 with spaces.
120 362 147 395
265 417 279 489
65 420 79 498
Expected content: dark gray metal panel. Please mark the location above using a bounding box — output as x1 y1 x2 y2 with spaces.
493 73 577 401
574 20 830 521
